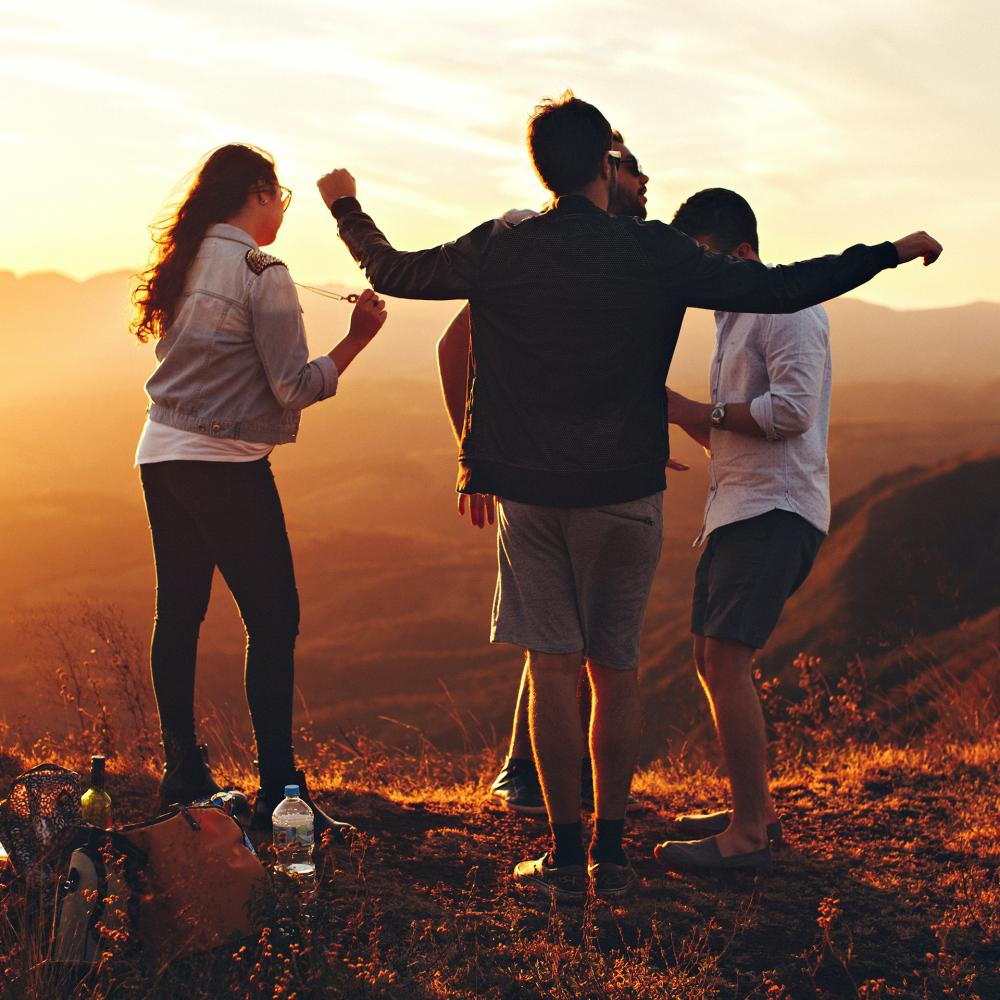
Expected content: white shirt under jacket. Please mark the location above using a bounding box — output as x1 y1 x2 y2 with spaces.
695 293 832 545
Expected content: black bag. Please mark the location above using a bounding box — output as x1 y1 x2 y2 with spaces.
50 827 142 966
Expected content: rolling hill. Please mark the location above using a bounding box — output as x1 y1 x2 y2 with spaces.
0 268 997 753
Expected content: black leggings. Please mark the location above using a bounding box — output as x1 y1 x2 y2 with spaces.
140 458 299 779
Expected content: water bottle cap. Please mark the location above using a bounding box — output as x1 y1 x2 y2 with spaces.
284 784 300 798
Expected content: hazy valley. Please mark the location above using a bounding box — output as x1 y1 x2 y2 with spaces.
0 270 997 756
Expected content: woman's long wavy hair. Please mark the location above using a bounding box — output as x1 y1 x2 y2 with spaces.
131 144 278 343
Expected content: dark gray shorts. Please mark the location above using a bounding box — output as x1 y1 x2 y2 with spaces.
691 509 824 650
491 493 664 671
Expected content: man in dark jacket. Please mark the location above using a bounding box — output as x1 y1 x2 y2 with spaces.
316 92 941 902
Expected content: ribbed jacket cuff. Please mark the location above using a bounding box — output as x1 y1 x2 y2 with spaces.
875 240 900 269
331 196 362 221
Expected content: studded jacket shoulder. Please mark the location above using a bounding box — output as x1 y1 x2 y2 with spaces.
245 248 287 275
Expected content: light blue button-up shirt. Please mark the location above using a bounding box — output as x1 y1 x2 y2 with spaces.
696 297 832 545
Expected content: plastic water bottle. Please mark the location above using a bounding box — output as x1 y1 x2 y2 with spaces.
272 785 315 881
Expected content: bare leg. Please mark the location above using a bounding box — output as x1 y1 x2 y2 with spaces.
528 650 585 823
509 658 587 763
577 667 593 739
699 637 778 855
587 659 640 821
508 659 533 760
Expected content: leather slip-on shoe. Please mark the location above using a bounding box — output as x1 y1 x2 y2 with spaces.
675 810 784 845
654 836 773 874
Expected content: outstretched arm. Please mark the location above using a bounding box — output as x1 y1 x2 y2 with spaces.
659 227 941 314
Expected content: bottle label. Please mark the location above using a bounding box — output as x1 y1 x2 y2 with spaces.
274 825 314 849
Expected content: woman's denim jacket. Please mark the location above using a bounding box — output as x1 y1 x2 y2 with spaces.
145 224 338 445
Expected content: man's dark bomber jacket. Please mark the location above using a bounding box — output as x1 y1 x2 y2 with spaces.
334 195 898 507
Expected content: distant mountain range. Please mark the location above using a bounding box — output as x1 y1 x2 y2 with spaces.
1 269 998 401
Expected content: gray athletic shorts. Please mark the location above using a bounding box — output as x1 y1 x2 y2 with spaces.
490 493 664 671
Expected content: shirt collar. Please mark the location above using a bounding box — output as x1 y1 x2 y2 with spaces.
205 223 259 248
551 193 607 215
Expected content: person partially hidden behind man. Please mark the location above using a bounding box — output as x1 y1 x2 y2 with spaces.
434 129 671 819
655 188 839 873
316 92 941 903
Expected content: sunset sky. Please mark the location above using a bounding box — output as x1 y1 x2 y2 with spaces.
3 0 997 310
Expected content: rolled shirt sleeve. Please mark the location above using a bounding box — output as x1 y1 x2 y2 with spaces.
749 310 830 441
249 265 338 409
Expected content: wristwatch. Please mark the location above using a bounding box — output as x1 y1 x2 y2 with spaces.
709 402 727 429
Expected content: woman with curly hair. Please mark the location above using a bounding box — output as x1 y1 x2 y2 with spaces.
133 143 386 839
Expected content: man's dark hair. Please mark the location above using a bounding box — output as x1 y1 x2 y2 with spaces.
671 188 759 254
527 91 613 196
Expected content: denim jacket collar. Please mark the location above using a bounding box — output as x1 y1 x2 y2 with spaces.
205 222 259 249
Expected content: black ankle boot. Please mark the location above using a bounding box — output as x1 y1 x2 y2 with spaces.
159 739 224 809
251 767 356 844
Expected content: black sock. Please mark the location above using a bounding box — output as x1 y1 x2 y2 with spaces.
550 821 584 867
590 818 626 865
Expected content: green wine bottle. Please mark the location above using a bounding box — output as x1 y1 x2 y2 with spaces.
81 754 113 829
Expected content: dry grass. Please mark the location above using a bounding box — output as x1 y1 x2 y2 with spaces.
1 616 998 998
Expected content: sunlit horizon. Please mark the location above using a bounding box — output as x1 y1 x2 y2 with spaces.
3 1 999 311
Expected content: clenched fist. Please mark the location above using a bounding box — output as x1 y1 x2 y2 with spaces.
348 288 387 343
892 231 943 266
317 169 357 209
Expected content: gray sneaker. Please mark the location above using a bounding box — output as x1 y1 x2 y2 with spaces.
490 757 546 816
513 853 587 903
588 858 637 901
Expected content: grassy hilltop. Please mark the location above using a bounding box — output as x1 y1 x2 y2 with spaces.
1 651 997 999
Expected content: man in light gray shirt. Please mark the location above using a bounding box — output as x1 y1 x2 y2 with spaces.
656 188 832 874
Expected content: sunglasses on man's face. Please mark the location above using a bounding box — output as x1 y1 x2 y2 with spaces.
620 156 644 177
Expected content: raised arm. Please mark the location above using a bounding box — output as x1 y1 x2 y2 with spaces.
250 268 386 409
317 169 499 301
657 226 941 314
